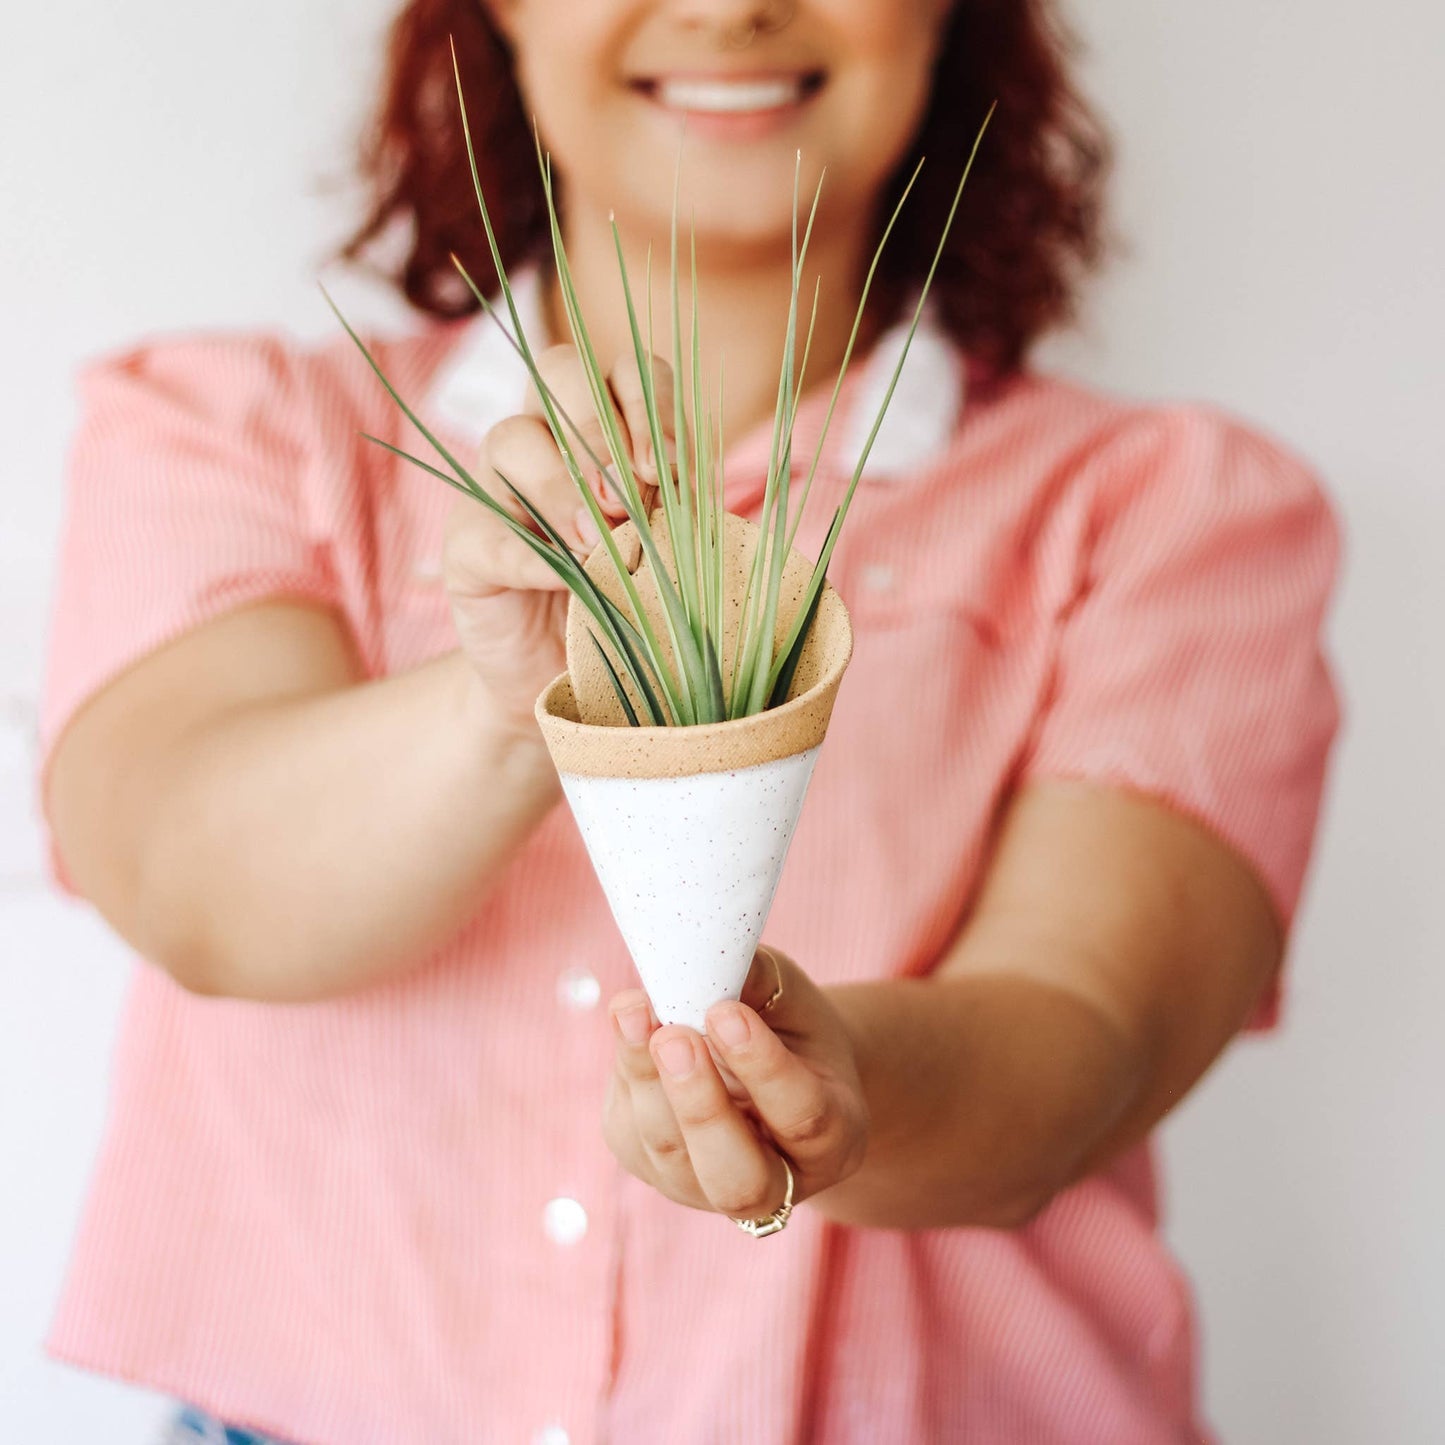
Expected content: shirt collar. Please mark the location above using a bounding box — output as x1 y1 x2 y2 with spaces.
425 265 549 448
423 264 965 497
830 293 966 481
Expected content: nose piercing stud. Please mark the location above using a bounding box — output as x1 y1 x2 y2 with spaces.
723 0 796 49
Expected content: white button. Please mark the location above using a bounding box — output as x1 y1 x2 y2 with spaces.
533 1427 570 1445
556 967 601 1012
543 1196 588 1247
411 554 443 582
859 563 896 593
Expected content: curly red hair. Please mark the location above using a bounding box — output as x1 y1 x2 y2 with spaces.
338 1 1110 375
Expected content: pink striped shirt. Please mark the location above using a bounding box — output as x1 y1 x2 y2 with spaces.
37 277 1341 1444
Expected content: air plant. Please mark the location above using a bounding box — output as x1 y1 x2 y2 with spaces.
323 45 993 730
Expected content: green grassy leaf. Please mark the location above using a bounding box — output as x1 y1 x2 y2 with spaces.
769 105 997 700
325 40 996 733
588 629 641 727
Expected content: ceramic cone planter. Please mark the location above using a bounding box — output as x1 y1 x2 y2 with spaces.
323 53 992 1032
535 509 853 1030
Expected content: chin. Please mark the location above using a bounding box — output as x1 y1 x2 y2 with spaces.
612 158 832 260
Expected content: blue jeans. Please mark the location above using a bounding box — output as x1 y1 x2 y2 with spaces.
163 1405 298 1445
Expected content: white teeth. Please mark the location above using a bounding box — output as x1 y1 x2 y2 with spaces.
654 77 803 114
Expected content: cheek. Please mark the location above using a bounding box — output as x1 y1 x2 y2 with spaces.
826 48 940 185
510 2 620 147
829 0 953 134
837 0 953 54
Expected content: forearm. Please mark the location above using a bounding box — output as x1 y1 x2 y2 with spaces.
137 649 562 1000
813 973 1145 1230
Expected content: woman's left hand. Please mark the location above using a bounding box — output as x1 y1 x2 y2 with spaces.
603 947 870 1222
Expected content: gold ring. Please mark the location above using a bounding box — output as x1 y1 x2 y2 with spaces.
733 1155 796 1238
758 948 784 1014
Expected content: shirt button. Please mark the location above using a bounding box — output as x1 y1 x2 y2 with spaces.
411 554 443 582
556 967 601 1012
543 1196 589 1247
859 563 896 593
533 1427 570 1445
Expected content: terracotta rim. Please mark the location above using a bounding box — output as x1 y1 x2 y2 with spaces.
534 583 853 781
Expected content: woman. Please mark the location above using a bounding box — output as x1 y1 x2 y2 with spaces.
39 1 1341 1441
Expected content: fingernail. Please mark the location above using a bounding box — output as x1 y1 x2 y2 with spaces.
574 508 601 547
615 1003 650 1047
656 1035 696 1080
708 1003 750 1049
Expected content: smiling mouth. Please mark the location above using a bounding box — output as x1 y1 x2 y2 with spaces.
631 71 827 115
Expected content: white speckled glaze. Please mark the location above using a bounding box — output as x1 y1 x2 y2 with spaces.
559 745 821 1030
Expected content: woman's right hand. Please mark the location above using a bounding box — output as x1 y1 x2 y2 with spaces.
442 344 674 736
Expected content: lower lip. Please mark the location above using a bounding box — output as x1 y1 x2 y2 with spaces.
635 85 820 142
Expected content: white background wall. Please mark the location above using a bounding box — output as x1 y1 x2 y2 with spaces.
2 3 1440 1441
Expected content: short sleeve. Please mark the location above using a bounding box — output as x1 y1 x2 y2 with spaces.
36 334 344 897
1016 406 1343 1029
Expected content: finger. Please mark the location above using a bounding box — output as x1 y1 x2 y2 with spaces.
483 414 594 548
609 992 700 1197
524 345 631 518
441 492 568 598
699 947 789 1102
601 1065 653 1185
610 989 661 1089
650 1026 789 1220
608 353 679 489
704 999 852 1177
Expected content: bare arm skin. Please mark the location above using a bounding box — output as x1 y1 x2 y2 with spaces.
812 777 1282 1227
43 601 562 1001
606 777 1282 1230
43 347 663 1003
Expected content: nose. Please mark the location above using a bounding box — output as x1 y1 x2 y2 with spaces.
669 0 797 47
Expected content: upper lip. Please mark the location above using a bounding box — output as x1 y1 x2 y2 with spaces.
629 68 826 89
